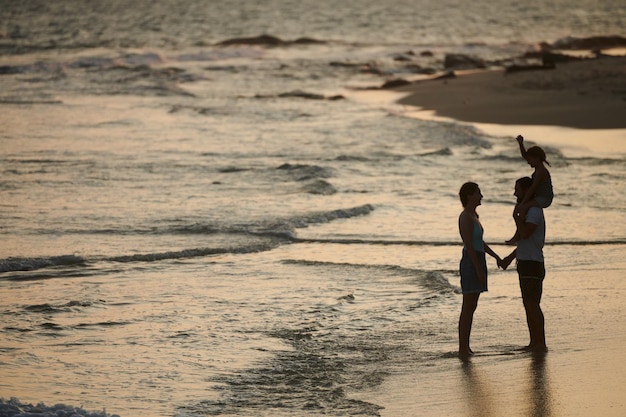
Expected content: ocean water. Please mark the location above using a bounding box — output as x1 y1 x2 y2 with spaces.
1 1 625 416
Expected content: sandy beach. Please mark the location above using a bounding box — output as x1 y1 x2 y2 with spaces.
2 2 625 414
351 257 626 417
393 55 626 130
374 53 626 417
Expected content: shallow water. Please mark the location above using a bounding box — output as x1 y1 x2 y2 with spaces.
1 0 625 415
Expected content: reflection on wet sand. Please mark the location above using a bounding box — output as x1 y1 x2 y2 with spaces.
460 352 553 417
462 361 496 417
527 353 552 417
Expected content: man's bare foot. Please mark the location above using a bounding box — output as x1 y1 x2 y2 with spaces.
519 345 548 353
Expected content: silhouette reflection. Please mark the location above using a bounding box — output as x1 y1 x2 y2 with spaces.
527 352 552 417
461 361 495 417
460 353 553 417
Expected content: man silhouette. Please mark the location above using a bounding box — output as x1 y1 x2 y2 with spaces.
500 177 547 352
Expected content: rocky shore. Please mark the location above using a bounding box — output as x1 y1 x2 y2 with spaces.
217 34 626 129
393 54 625 129
380 36 626 129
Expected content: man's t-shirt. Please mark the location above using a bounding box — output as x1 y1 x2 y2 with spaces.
517 207 545 262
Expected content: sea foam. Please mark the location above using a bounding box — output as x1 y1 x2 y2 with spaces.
0 397 119 417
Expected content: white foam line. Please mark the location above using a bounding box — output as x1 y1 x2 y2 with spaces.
347 89 626 159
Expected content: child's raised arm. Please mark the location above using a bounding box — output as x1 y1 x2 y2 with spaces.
516 135 528 160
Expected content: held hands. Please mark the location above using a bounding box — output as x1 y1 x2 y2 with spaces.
497 253 515 270
497 258 506 270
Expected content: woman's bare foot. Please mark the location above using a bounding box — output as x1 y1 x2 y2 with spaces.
459 348 475 361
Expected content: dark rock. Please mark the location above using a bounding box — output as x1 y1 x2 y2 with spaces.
521 51 584 64
217 34 285 46
360 64 383 75
405 64 437 75
217 35 326 47
380 78 412 89
420 147 453 156
550 35 626 50
278 90 325 100
255 90 345 101
443 53 486 70
293 37 325 45
393 54 413 62
218 167 249 173
418 67 438 75
505 62 556 73
329 61 363 68
280 91 344 101
329 61 383 75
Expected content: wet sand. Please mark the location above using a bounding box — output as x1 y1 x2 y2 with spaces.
359 347 626 417
351 265 626 417
374 56 626 415
393 55 626 130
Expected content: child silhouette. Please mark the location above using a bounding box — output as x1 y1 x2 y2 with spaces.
506 135 553 245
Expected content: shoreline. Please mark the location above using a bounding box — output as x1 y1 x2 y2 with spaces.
392 55 626 130
351 263 626 417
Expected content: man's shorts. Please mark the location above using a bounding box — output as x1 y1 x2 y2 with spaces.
517 260 545 303
460 250 488 294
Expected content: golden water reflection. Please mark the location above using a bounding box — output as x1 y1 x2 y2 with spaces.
460 353 553 417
